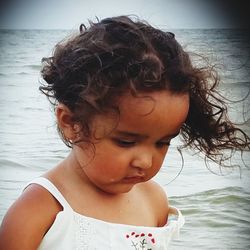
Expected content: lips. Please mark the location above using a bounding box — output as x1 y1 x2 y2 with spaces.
123 175 144 183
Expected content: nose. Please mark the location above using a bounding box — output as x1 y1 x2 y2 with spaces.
131 151 153 169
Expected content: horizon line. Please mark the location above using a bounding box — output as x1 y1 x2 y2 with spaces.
1 27 249 31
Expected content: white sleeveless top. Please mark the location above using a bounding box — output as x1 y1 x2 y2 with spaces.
26 177 185 250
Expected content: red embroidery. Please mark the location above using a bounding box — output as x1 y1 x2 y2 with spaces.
125 231 156 249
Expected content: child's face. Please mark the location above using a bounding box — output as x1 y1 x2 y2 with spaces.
73 91 189 194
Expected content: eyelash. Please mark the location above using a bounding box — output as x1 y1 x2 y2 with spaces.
113 139 171 148
156 141 171 148
114 139 136 147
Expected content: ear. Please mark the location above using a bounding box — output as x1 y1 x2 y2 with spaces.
56 103 78 141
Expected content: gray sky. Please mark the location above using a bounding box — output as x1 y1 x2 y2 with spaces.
0 0 247 29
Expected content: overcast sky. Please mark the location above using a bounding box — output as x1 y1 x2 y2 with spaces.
0 0 248 29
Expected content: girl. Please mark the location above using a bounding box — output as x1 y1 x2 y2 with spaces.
0 15 249 250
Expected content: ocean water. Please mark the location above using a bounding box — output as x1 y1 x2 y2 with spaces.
0 29 250 249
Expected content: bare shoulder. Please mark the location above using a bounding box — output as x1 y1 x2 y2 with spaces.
138 180 169 226
0 183 62 250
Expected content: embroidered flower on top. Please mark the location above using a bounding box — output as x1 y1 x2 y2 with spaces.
125 231 156 250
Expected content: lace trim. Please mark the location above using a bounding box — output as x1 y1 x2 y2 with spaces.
74 213 98 250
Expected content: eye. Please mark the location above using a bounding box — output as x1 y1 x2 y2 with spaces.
156 140 171 148
113 138 136 148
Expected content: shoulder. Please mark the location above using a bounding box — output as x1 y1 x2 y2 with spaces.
139 180 168 201
0 183 62 249
137 180 169 226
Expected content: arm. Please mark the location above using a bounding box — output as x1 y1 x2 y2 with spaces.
0 184 62 250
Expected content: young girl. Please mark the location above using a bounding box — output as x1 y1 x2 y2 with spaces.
0 15 249 250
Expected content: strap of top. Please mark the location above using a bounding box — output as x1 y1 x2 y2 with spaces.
25 177 72 211
176 208 185 230
168 207 185 238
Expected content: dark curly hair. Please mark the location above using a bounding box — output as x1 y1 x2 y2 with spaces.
40 15 250 168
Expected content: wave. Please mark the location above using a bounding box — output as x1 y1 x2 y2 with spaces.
26 64 41 70
171 186 250 201
0 159 44 171
0 159 28 169
170 187 250 223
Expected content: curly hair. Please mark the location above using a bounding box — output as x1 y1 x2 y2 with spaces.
40 15 250 168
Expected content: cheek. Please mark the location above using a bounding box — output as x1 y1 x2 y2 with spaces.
89 152 128 178
155 148 169 168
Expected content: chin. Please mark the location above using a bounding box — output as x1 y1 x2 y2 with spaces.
100 183 136 195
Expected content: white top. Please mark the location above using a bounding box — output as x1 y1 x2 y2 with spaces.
25 177 185 250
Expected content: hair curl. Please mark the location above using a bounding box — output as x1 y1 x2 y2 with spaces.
40 15 250 168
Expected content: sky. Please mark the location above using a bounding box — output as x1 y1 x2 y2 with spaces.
0 0 249 30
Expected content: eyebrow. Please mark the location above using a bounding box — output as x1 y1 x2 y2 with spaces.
113 130 180 140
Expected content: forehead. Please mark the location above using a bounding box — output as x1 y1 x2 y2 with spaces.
116 91 190 135
91 91 189 138
119 91 189 117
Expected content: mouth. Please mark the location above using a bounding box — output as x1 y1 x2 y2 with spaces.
123 176 144 184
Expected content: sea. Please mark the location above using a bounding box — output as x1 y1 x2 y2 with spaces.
0 29 250 249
